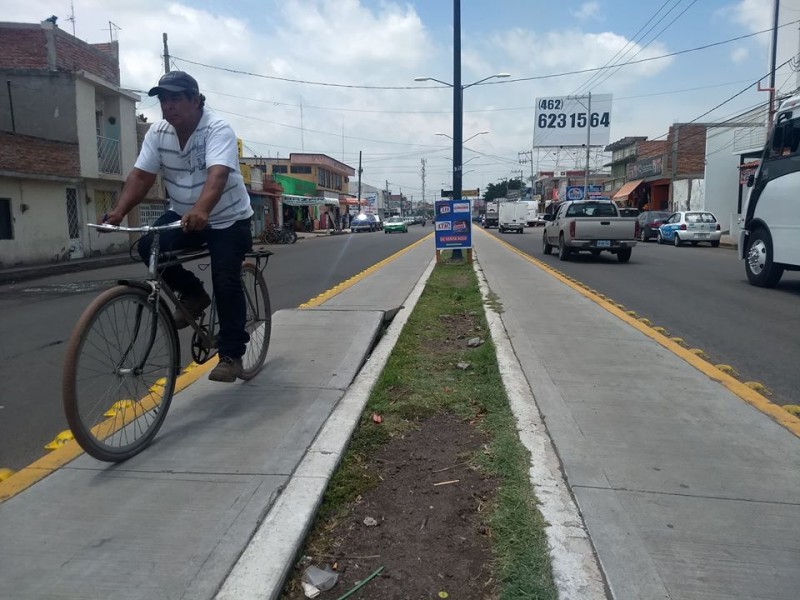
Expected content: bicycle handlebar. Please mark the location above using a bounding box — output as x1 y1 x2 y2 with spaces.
89 221 183 234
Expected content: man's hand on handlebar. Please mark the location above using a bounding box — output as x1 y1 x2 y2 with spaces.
180 208 210 232
101 210 125 227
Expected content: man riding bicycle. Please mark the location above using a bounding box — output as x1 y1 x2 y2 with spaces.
103 71 253 383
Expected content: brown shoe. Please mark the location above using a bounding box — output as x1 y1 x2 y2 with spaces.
209 356 243 382
173 290 211 329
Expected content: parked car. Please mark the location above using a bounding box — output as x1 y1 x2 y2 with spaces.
384 215 408 233
637 210 672 241
618 207 640 218
372 214 383 230
350 213 378 233
657 211 721 247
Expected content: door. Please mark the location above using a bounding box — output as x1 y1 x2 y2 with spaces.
65 188 84 259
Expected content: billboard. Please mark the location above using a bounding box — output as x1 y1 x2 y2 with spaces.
435 199 472 250
565 185 606 201
533 94 612 147
364 192 377 214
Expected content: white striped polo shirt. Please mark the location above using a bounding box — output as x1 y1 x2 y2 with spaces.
135 110 253 229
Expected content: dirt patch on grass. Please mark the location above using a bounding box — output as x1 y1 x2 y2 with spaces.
283 413 499 600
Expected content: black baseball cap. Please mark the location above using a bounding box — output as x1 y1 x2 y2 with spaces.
148 71 200 96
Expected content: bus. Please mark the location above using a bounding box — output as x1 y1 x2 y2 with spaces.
740 94 800 287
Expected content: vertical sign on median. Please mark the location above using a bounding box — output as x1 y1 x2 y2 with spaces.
435 198 472 262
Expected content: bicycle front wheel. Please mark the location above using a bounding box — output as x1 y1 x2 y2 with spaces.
240 263 271 380
62 286 179 462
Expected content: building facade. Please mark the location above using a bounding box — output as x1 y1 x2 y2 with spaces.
0 20 138 266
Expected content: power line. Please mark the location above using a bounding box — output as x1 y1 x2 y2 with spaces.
168 22 797 91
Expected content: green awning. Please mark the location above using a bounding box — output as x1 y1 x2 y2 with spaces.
273 174 316 196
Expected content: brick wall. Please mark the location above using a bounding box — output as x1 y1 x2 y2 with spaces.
636 140 667 160
667 124 707 177
0 131 80 178
0 27 50 69
0 23 119 84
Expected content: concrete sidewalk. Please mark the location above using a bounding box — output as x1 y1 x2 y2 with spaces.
473 230 799 599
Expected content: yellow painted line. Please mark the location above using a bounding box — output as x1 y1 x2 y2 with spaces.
478 228 800 439
0 358 217 504
299 233 434 308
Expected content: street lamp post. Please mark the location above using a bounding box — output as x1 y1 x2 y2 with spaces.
415 0 509 259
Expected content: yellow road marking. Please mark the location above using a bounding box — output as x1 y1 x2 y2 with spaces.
299 233 434 308
479 228 800 439
0 358 216 503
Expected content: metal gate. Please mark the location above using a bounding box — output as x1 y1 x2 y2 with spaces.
66 187 84 259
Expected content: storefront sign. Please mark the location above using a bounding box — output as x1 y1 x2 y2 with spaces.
565 185 604 201
738 161 760 185
282 194 330 206
435 199 472 250
627 156 663 180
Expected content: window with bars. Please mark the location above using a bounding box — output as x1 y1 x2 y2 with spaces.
0 198 12 240
94 190 118 222
66 188 80 239
139 202 168 226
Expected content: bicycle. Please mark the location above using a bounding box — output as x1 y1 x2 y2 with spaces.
259 223 297 245
61 221 273 462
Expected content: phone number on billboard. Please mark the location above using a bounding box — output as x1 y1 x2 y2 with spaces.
537 112 611 129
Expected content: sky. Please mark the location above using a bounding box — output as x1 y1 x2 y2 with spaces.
5 0 800 201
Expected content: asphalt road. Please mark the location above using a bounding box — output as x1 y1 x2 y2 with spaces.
0 227 431 472
486 225 800 409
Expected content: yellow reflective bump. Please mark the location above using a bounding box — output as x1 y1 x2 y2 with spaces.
44 429 75 450
783 405 800 416
638 318 651 326
715 364 738 376
0 468 15 482
148 377 167 393
103 399 136 417
690 348 708 359
652 326 667 334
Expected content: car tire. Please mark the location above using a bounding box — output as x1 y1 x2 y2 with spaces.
745 227 784 287
691 241 698 246
384 230 388 234
711 240 720 248
674 233 682 247
639 229 647 242
543 233 553 255
590 250 601 257
657 231 664 244
558 235 570 261
617 248 632 263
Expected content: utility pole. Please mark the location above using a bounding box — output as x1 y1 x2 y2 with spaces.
357 151 363 210
452 0 464 259
768 0 780 128
162 33 170 73
421 158 427 215
584 92 592 200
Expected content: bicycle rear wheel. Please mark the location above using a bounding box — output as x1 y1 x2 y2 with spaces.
239 262 271 379
62 286 179 462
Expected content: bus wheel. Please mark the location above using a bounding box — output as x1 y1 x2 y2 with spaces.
745 228 784 287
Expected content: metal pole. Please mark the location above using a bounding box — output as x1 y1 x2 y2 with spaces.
584 92 591 200
357 150 362 210
768 0 780 128
162 33 170 73
452 0 464 259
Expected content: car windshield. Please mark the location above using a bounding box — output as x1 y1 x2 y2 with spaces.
387 217 404 223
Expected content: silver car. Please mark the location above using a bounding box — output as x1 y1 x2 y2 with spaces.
657 211 722 247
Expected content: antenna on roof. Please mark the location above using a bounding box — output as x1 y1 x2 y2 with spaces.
66 1 76 36
104 21 121 43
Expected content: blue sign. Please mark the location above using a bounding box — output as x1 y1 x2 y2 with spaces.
434 199 472 250
565 185 605 201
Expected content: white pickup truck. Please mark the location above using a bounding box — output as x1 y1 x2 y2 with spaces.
542 200 639 262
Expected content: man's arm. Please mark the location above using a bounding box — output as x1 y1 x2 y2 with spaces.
103 168 157 225
180 165 230 231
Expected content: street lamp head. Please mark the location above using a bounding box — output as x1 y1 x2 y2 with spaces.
495 73 511 79
435 132 453 139
414 77 430 82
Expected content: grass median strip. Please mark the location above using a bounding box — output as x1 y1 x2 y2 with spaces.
282 260 558 600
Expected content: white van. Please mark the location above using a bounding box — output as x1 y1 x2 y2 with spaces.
498 201 526 233
740 94 800 286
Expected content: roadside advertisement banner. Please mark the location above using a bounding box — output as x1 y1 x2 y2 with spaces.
364 193 377 214
565 185 605 201
435 199 472 250
533 94 613 147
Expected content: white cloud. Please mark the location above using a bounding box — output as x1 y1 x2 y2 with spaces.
572 2 601 21
731 46 750 63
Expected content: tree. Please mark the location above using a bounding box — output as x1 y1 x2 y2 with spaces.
482 179 522 202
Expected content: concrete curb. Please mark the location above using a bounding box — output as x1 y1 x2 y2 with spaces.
0 254 134 285
214 258 437 600
472 253 609 600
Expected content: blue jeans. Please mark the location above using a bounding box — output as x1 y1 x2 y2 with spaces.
138 211 252 359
